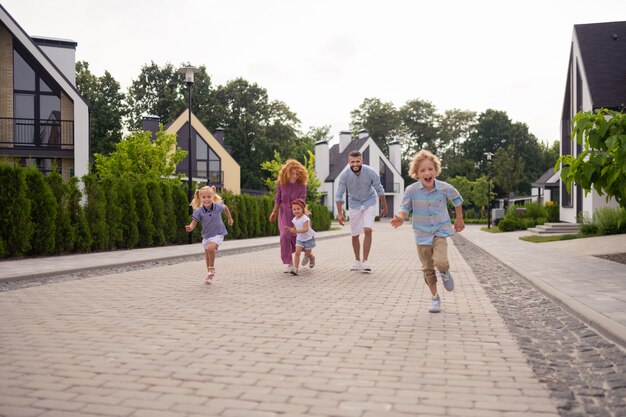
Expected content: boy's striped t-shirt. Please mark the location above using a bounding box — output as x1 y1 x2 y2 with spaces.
399 179 463 245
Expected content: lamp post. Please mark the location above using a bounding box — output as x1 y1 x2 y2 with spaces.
484 152 494 229
178 66 199 244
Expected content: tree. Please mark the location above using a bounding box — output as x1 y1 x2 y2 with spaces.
350 98 400 155
75 61 126 158
491 145 525 197
93 127 186 181
439 109 476 155
214 78 302 190
399 99 441 156
126 61 185 130
557 109 626 208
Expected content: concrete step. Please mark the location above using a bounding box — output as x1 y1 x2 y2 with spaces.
528 222 580 234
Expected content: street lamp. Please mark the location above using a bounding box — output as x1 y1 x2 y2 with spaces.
484 152 494 229
178 66 199 244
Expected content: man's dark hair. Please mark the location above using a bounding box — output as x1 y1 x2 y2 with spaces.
349 150 362 158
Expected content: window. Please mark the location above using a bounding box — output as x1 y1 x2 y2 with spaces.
195 134 221 184
13 49 60 147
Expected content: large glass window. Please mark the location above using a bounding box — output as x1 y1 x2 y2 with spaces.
12 49 61 147
13 51 35 90
195 134 221 184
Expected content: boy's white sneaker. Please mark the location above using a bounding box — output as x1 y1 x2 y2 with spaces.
429 297 441 313
284 264 293 273
350 261 362 271
361 261 371 273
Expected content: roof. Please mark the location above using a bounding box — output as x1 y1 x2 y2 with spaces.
575 21 626 109
532 167 560 188
326 137 369 181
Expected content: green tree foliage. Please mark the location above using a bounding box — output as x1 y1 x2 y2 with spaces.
399 99 441 156
557 109 626 208
491 145 525 197
83 174 109 251
0 164 32 257
76 61 126 158
126 62 185 130
24 166 57 256
350 98 400 155
213 78 301 190
464 109 554 196
93 127 186 181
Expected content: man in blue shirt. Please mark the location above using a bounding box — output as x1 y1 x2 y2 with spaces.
335 150 388 272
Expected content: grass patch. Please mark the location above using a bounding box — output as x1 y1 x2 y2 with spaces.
519 233 584 243
480 226 502 233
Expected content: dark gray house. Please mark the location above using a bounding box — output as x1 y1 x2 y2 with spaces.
559 21 625 222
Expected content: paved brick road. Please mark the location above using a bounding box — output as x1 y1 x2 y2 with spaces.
0 224 559 417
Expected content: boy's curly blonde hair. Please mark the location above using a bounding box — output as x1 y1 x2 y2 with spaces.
408 150 441 180
278 159 308 185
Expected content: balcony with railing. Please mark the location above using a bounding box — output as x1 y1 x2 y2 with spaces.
0 117 74 149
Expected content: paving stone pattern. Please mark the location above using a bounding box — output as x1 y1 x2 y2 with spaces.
1 224 561 417
453 235 626 417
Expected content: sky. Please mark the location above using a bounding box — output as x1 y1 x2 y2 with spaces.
3 0 625 145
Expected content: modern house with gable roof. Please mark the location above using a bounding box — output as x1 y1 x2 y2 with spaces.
143 112 241 194
0 4 89 179
315 129 404 218
559 21 625 223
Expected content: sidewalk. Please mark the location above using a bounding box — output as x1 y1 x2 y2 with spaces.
0 228 351 283
461 225 626 347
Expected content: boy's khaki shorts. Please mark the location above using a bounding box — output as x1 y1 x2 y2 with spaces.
417 237 449 286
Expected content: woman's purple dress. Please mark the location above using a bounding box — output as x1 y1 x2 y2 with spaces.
275 182 307 265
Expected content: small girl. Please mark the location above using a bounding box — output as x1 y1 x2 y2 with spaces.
283 199 316 276
185 186 234 285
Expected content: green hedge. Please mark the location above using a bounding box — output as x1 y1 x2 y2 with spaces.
0 163 332 259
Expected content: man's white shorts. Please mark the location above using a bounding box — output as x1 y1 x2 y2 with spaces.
202 235 225 249
349 205 377 236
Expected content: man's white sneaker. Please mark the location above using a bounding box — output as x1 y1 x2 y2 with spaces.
361 261 371 273
301 255 310 267
284 264 293 273
350 261 362 271
428 297 441 313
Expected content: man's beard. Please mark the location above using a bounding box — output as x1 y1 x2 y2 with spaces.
351 165 362 173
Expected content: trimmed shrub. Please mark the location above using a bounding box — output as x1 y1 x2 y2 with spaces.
24 166 57 256
147 181 166 246
0 163 32 257
47 170 75 254
161 182 178 244
67 177 92 252
172 183 190 244
83 174 109 251
116 179 139 249
102 178 123 249
133 180 155 248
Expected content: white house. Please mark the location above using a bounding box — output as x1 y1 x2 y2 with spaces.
315 129 404 218
0 4 89 179
559 21 625 223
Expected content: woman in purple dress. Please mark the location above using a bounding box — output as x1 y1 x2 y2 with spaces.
269 160 308 272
